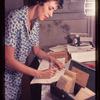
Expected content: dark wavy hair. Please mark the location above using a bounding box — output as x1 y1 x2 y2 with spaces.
27 0 63 9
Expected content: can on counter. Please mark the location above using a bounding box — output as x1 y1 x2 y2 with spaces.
73 34 80 46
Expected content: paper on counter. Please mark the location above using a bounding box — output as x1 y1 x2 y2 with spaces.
74 87 95 100
67 44 94 53
49 44 67 52
67 44 95 62
71 50 95 62
30 58 70 84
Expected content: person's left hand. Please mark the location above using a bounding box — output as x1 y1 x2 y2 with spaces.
50 56 65 70
54 59 65 70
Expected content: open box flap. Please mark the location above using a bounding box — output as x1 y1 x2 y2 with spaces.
68 60 95 92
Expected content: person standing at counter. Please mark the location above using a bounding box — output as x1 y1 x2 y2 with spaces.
5 0 64 99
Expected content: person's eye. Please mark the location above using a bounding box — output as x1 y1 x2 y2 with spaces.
49 6 55 10
49 7 52 10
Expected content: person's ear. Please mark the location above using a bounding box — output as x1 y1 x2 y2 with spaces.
36 1 39 4
39 2 44 6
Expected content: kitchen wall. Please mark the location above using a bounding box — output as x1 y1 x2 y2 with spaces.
38 0 95 48
5 0 23 15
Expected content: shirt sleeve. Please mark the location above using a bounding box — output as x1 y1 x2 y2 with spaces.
5 13 18 48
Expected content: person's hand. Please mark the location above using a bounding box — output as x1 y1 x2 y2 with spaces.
54 59 65 70
38 64 57 79
50 56 65 70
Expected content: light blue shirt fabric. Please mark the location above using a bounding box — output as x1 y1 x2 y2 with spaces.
5 6 39 100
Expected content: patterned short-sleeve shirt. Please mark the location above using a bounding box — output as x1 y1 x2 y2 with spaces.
5 6 39 100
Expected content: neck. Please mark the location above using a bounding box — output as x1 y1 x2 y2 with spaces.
27 5 38 32
28 5 38 23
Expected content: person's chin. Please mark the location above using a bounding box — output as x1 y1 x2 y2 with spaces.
38 17 44 21
41 19 44 21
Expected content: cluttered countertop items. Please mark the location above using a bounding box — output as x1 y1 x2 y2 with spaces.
30 36 95 100
52 69 95 100
48 41 95 63
30 58 95 100
30 58 70 84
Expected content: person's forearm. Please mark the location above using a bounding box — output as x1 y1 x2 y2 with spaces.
5 45 58 79
34 48 51 61
5 57 58 79
5 58 41 78
36 49 57 62
33 47 58 64
33 46 64 70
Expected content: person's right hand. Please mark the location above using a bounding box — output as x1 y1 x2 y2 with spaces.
38 65 58 79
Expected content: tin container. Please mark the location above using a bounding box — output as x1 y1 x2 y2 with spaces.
73 35 80 46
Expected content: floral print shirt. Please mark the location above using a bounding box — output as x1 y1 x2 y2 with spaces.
5 6 39 100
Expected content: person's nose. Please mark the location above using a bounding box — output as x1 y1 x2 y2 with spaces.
49 11 53 17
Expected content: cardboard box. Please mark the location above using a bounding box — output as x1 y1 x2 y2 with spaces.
50 60 95 100
56 70 76 94
48 50 71 63
56 75 74 94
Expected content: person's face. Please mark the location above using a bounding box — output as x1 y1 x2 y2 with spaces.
37 0 58 21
